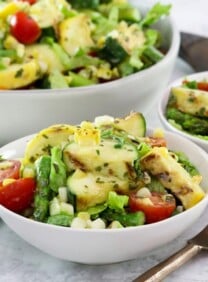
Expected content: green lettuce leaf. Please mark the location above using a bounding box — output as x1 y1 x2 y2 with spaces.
140 3 171 27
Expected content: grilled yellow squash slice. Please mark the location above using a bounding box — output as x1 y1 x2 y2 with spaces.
29 0 69 28
25 44 65 73
23 124 75 164
171 87 208 118
59 14 94 56
0 60 41 89
140 146 205 209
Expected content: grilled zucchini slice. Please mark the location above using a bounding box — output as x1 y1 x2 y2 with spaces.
63 139 138 179
67 169 129 211
140 146 205 209
114 112 146 137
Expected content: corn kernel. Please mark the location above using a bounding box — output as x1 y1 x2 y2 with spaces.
77 212 90 221
108 220 123 229
136 187 151 198
58 187 68 202
88 218 106 229
60 202 74 215
71 217 87 229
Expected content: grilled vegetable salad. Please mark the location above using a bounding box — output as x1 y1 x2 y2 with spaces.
0 112 205 229
166 79 208 140
0 0 171 89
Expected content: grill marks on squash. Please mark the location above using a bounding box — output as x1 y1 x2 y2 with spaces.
140 146 205 209
65 147 137 180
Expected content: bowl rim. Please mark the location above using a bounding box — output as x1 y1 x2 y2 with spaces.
0 128 208 234
0 12 180 97
158 71 208 147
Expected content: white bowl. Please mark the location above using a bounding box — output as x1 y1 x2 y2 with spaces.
0 129 208 265
0 0 180 146
158 71 208 152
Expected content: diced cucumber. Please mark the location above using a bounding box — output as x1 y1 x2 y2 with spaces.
49 197 61 216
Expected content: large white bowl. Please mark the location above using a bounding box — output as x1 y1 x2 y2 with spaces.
158 71 208 152
0 0 180 146
0 130 208 265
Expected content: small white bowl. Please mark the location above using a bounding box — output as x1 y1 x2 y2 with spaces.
0 0 180 146
158 71 208 152
0 129 208 265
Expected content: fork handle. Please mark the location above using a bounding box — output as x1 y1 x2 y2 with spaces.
132 243 202 282
179 32 208 71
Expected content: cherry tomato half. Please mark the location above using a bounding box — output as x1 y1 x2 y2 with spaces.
197 82 208 92
10 12 41 44
129 192 176 224
0 178 36 213
148 137 167 148
18 0 37 4
183 80 208 92
0 160 21 184
23 0 37 4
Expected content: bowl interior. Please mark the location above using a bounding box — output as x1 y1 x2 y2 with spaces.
0 129 208 264
0 1 179 96
158 71 208 151
0 1 180 146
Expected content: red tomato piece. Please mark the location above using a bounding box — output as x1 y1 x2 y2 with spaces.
197 82 208 92
129 192 176 224
148 137 167 148
0 178 36 213
10 12 41 44
0 160 21 184
18 0 37 4
182 80 208 92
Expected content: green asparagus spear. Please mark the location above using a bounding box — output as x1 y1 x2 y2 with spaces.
101 208 145 227
143 46 164 63
47 214 73 227
33 156 51 221
33 196 50 222
49 147 67 192
35 156 51 193
166 107 208 135
68 72 95 87
166 107 185 124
